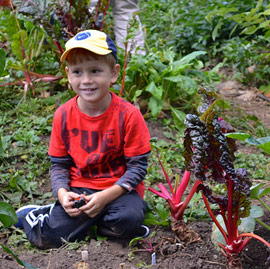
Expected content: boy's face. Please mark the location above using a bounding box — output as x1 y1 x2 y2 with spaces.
65 54 119 109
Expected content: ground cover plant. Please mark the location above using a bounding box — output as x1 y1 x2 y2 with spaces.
1 0 270 268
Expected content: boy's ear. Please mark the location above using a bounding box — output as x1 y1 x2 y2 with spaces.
65 66 71 84
111 64 120 84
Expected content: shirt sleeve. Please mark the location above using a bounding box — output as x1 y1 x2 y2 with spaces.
48 107 69 157
123 108 151 157
114 151 150 192
49 155 74 197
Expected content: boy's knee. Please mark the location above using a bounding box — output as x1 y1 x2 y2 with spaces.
28 231 62 249
102 207 145 236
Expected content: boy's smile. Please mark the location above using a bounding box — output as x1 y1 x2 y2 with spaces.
66 57 119 116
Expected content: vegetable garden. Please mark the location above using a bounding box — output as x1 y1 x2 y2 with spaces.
1 0 270 268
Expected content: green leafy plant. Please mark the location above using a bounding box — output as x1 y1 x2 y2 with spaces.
250 183 270 231
226 132 270 154
123 49 215 130
0 201 37 268
207 0 270 87
129 237 154 255
13 0 95 49
0 201 17 227
206 0 268 40
183 88 270 268
0 7 62 100
128 237 155 266
140 0 252 55
144 197 170 227
0 48 6 76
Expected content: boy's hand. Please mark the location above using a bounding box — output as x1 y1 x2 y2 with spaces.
79 185 126 218
79 191 108 218
58 188 83 217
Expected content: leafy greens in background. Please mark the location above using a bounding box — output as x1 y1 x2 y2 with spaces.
226 132 270 154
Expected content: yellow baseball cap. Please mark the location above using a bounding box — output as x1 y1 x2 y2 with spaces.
60 30 117 62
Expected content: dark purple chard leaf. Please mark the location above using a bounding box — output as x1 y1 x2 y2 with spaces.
184 91 250 195
197 86 217 115
197 184 228 210
234 168 252 220
183 114 210 182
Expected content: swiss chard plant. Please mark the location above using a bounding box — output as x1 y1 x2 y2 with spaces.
250 183 270 232
0 202 37 268
148 150 202 222
0 6 62 100
183 87 270 268
148 145 202 244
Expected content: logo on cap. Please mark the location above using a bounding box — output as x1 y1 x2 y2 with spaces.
75 31 91 41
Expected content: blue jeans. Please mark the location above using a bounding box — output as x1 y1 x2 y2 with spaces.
23 188 147 249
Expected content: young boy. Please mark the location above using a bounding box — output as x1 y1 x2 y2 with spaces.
15 30 151 249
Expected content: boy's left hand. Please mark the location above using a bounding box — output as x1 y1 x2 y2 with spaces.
79 191 108 218
79 185 126 218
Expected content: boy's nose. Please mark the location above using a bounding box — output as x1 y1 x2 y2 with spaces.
82 73 93 83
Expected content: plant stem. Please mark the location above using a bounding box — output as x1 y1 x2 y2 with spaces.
227 175 234 243
175 170 190 204
232 188 241 241
258 197 270 212
239 233 270 248
175 180 202 220
201 193 228 244
156 150 174 197
120 42 128 97
256 218 270 231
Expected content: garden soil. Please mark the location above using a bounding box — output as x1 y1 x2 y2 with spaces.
1 83 270 269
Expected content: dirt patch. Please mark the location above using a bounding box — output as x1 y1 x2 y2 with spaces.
1 214 270 268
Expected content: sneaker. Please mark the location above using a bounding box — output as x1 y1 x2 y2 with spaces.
98 225 150 239
133 225 150 238
15 205 40 229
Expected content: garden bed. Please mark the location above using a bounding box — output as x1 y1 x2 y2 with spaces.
0 212 269 268
1 88 270 269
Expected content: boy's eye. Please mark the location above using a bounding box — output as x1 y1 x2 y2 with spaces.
73 70 81 75
92 69 100 73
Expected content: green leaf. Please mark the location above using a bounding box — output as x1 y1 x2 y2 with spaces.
148 96 163 118
259 84 270 93
0 49 6 76
240 25 259 35
145 81 163 99
238 215 256 233
211 215 226 250
175 51 207 66
170 106 186 131
225 132 251 141
143 213 168 226
0 244 37 268
0 135 4 156
249 204 264 219
212 18 223 41
215 99 231 109
165 75 197 95
156 202 169 221
250 183 270 199
0 202 18 227
250 183 265 199
259 20 270 29
246 136 270 154
226 133 270 154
